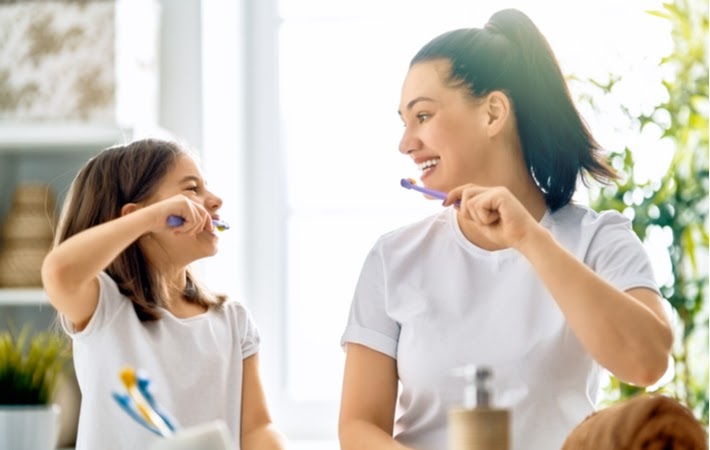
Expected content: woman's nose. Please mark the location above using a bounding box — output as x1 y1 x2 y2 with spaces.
399 127 421 155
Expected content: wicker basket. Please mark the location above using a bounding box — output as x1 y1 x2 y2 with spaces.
0 184 57 287
1 212 56 242
10 184 55 210
0 246 50 287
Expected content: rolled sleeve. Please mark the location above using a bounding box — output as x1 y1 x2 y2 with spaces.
340 240 400 359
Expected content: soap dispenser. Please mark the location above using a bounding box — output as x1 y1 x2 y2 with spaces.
448 365 510 450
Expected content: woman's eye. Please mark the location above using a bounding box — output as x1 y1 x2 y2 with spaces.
416 113 430 123
186 186 199 193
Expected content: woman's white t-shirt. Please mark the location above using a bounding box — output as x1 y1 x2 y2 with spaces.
61 271 259 450
341 204 660 450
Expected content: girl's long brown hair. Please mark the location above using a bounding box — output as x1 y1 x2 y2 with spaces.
54 138 225 321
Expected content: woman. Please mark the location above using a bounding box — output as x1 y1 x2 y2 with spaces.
339 8 672 450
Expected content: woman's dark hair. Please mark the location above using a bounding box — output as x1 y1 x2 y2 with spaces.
411 8 617 211
54 138 225 321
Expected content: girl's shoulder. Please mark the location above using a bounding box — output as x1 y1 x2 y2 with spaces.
213 296 257 326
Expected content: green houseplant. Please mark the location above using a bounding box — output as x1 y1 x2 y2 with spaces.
577 0 708 426
0 325 71 450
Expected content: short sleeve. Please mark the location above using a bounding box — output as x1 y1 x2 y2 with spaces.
340 240 400 359
585 211 661 295
59 271 127 338
235 303 260 359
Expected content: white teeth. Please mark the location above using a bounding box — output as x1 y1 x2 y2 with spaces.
417 158 440 171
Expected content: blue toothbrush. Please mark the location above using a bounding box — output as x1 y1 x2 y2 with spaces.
112 367 177 438
167 215 230 231
136 372 178 432
112 392 162 436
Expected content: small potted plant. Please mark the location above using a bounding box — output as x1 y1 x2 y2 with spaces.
0 324 70 450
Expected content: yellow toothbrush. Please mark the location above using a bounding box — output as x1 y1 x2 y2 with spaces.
119 366 174 437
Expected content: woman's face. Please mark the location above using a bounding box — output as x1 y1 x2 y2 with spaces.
398 60 494 192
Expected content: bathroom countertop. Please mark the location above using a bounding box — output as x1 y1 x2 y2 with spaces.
59 440 338 450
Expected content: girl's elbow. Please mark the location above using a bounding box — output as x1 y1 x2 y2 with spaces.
40 252 64 290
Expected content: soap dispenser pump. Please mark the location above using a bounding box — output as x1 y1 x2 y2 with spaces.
448 365 510 450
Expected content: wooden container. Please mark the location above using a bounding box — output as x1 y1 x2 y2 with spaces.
0 184 56 287
448 407 510 450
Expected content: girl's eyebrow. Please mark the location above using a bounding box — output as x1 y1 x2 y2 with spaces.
178 175 201 184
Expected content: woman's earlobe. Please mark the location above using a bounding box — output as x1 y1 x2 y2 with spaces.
486 91 511 136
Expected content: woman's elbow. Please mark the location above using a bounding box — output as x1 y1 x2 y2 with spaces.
628 341 673 387
634 356 670 387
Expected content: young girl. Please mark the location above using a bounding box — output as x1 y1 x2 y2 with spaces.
42 138 286 450
338 8 673 450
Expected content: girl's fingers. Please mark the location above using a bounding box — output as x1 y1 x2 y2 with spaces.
172 207 210 235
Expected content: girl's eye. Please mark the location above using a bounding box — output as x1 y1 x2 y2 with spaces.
417 113 430 123
186 186 199 193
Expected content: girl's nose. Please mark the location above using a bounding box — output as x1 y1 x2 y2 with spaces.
207 191 223 211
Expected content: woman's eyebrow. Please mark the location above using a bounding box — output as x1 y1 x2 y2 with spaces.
397 96 435 116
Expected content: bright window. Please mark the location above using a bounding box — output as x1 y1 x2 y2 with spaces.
202 0 670 441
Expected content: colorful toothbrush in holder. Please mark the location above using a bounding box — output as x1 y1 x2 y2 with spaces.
112 367 177 437
112 367 232 450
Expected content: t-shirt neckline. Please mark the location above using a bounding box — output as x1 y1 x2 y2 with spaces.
447 206 553 261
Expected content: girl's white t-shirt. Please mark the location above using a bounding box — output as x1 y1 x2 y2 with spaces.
61 271 259 450
341 203 660 450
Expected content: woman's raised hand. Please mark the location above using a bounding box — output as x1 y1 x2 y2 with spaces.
444 184 541 250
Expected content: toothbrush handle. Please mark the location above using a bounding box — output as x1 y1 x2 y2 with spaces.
167 215 184 227
167 215 229 231
112 392 162 436
137 375 179 432
409 184 447 200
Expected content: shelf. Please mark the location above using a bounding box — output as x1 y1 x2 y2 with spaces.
0 123 133 153
0 288 49 306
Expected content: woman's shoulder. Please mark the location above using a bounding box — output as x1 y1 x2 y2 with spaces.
549 203 639 254
376 209 450 247
550 202 631 231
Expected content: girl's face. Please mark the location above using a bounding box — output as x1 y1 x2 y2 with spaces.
144 154 224 266
398 60 494 192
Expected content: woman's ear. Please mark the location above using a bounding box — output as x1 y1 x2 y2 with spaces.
120 203 140 217
484 91 512 137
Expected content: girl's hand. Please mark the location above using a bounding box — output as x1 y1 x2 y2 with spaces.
443 184 541 249
141 194 214 234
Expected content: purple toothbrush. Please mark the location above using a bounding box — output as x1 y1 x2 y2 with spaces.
400 178 460 206
167 215 230 231
400 178 447 200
